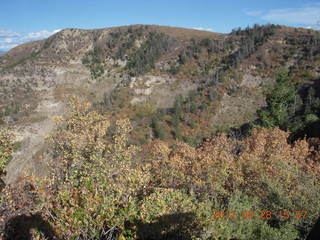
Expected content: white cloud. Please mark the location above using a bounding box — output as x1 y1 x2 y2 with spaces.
192 27 213 32
243 10 263 17
0 44 18 50
0 29 61 51
0 30 20 38
24 29 61 39
3 38 14 43
262 7 320 25
244 3 320 30
309 20 320 30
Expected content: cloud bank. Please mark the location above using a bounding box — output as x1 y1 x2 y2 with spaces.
0 29 61 51
244 3 320 30
192 27 213 32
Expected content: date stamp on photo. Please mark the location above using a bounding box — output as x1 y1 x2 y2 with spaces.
212 210 308 220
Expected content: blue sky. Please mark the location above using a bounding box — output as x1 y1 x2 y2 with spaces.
1 0 320 51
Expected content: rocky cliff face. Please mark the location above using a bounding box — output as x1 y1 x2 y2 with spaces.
1 24 319 183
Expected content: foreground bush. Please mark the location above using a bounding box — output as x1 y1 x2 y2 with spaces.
0 128 14 193
0 128 14 176
1 97 320 239
144 128 320 239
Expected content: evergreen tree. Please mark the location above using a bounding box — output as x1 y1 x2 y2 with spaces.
258 69 297 129
151 117 165 140
172 96 183 127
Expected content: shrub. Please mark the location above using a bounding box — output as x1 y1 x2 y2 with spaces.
202 191 299 240
2 97 319 239
0 128 14 177
144 128 320 239
37 96 150 239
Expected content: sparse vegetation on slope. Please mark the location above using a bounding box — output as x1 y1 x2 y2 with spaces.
126 31 175 76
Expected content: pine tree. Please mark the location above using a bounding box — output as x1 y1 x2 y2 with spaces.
258 69 297 129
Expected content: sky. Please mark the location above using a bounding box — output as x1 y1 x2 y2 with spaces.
1 0 320 51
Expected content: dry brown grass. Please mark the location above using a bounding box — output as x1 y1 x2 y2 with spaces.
148 25 222 39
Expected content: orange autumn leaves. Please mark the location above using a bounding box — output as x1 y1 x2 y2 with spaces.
144 128 320 197
3 96 320 239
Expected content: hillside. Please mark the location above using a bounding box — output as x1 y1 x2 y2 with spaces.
1 24 320 183
1 24 320 239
